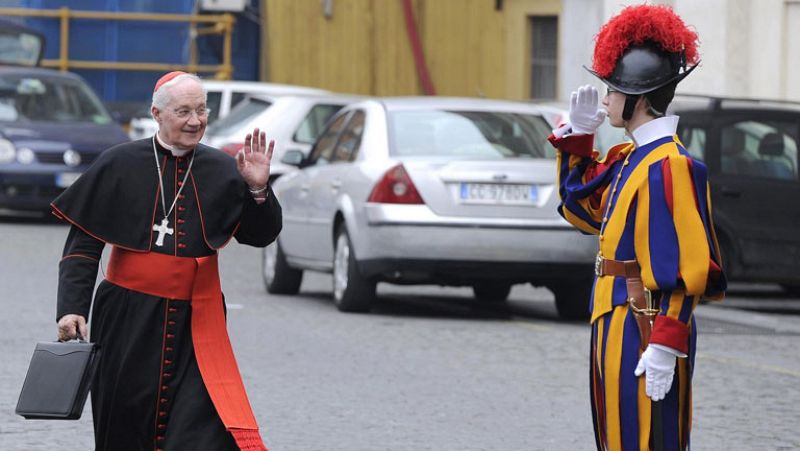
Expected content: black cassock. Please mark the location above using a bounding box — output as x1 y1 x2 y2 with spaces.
52 137 281 451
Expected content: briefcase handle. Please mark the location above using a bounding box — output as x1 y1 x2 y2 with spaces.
59 334 88 344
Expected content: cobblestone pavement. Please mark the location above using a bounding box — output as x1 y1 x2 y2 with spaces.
1 220 798 450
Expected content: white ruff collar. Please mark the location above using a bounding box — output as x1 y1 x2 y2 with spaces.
155 132 192 157
630 115 679 147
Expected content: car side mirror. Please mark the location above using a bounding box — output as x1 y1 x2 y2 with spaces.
281 149 306 167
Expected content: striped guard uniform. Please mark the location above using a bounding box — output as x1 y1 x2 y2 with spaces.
548 116 727 451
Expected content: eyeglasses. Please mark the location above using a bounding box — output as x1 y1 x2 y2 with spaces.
172 107 210 119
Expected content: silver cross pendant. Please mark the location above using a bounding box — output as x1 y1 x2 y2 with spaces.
152 217 174 247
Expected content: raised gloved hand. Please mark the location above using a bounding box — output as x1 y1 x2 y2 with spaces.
634 345 677 401
569 85 607 135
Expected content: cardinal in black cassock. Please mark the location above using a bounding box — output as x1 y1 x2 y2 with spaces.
52 71 279 451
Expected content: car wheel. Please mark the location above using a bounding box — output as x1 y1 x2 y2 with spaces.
332 228 375 312
549 278 592 320
472 282 512 303
262 241 303 295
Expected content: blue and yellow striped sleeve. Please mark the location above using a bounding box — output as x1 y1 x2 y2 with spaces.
551 136 631 235
556 150 604 234
636 155 726 296
634 154 727 353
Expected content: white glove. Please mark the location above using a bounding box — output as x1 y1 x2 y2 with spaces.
569 85 608 135
634 345 677 401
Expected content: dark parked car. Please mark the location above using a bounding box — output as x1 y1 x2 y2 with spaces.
0 66 129 211
595 95 800 294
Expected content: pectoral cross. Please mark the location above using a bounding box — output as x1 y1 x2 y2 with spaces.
152 218 174 247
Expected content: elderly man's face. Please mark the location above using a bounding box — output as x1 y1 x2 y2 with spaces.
152 78 207 150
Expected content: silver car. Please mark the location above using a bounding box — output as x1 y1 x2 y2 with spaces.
264 97 597 318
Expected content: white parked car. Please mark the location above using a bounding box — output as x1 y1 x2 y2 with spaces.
264 97 598 318
203 94 364 179
127 80 329 140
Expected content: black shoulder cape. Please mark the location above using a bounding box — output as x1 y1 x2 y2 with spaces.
51 138 248 251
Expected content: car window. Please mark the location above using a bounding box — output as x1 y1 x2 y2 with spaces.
719 120 798 180
293 104 345 144
676 125 706 160
331 110 365 162
0 26 43 66
0 74 111 123
205 97 271 136
389 110 552 159
594 121 631 155
307 111 350 166
230 92 246 110
206 91 222 123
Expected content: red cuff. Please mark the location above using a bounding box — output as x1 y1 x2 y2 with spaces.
547 133 595 157
649 316 690 355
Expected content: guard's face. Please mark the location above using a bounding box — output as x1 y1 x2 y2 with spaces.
603 88 627 128
152 79 208 150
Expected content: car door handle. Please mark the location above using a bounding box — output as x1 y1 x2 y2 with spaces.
720 187 741 198
300 184 310 193
330 179 342 190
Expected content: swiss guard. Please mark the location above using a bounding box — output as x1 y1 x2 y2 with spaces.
547 4 727 450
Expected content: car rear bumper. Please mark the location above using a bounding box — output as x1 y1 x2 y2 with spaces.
352 204 598 279
358 257 593 285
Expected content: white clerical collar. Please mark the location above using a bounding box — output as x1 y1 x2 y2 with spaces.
155 132 192 157
630 115 679 147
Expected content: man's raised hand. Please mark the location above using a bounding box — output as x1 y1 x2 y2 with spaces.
236 128 274 191
569 85 607 135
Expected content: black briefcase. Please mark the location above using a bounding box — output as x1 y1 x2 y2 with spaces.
15 340 100 420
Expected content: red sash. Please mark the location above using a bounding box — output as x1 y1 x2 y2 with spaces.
106 247 267 451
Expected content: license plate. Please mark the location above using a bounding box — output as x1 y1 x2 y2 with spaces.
56 172 81 188
459 183 538 205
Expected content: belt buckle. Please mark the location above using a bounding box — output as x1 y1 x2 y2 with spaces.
595 253 603 276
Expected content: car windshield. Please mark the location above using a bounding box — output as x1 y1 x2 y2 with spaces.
0 74 112 124
389 110 553 159
206 96 272 136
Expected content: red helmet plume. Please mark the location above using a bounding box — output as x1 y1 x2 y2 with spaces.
592 4 699 78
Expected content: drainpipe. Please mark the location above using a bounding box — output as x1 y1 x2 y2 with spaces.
401 0 435 95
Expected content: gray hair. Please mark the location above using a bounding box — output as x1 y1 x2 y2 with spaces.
151 73 207 115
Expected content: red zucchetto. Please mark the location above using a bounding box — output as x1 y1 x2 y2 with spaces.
153 71 188 93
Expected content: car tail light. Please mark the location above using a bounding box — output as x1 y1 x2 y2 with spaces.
221 142 244 157
368 164 424 204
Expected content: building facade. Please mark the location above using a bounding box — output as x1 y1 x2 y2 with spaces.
564 0 800 102
262 0 561 100
263 0 800 103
